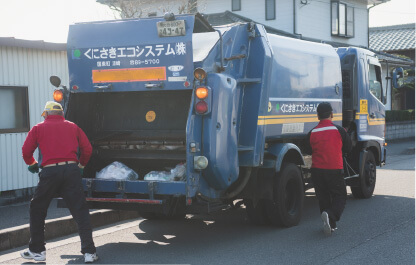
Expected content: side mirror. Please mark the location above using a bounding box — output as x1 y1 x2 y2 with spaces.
392 68 404 88
50 76 61 88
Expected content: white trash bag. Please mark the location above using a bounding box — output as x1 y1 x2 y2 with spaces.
96 161 139 180
144 163 186 181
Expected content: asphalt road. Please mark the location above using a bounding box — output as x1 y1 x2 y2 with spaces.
0 140 414 265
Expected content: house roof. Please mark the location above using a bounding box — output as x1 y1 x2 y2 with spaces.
0 37 66 51
369 23 415 52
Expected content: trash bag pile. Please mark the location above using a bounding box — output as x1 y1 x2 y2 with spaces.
144 163 186 182
95 161 186 182
96 161 138 180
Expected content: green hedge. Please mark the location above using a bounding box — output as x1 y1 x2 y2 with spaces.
386 110 415 122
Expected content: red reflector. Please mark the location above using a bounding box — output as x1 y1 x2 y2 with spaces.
72 85 79 90
195 101 208 114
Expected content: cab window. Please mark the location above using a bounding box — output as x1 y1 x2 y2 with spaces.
369 64 382 102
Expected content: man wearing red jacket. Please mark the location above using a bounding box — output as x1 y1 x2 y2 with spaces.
306 102 352 236
21 101 98 263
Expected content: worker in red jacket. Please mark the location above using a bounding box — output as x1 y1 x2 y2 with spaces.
306 102 352 236
21 101 98 263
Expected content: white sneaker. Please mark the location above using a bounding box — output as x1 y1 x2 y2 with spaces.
84 253 99 263
321 211 332 236
20 249 46 261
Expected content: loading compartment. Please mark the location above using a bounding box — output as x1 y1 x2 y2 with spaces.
66 90 193 179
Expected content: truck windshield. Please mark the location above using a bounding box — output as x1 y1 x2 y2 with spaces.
192 31 219 62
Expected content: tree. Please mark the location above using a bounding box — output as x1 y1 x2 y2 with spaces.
98 0 203 19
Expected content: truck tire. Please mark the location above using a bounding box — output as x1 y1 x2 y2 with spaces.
266 163 304 227
351 151 376 199
244 199 269 225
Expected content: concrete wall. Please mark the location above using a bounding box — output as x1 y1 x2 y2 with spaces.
386 121 415 141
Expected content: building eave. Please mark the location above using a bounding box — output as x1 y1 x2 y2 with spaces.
0 37 66 51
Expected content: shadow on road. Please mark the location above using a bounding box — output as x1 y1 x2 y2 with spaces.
63 192 414 264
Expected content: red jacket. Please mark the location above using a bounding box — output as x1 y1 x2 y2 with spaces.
307 119 352 170
22 115 92 167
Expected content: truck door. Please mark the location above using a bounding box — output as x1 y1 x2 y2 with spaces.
365 56 385 139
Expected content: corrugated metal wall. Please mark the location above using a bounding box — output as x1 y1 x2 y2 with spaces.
0 45 68 192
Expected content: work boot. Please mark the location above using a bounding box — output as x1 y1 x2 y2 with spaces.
84 253 99 263
321 211 332 236
20 249 46 261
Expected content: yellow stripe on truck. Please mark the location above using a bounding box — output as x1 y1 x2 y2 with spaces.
257 114 342 125
355 113 385 126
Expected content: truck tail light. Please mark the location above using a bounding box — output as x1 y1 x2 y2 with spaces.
195 101 208 114
194 86 211 115
53 90 64 102
196 87 208 99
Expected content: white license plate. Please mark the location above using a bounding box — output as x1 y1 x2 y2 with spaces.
157 20 186 37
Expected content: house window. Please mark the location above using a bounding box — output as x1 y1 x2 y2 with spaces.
331 1 354 37
232 0 241 11
265 0 276 20
0 86 30 133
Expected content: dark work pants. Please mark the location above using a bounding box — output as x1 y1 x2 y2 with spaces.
311 168 347 226
29 164 96 254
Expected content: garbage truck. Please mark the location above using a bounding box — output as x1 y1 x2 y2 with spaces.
51 13 397 227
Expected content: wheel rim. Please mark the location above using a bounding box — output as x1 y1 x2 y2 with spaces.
365 160 376 187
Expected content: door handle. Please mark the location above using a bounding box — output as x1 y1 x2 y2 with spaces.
370 113 375 118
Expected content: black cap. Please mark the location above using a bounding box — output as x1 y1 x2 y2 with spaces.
317 102 333 116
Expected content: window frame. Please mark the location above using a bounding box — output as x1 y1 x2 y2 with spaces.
232 0 241 11
368 64 383 103
331 1 354 38
0 86 30 134
265 0 276 21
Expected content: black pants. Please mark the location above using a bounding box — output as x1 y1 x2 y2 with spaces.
29 164 96 254
311 168 347 226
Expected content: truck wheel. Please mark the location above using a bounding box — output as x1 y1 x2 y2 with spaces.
266 163 304 227
351 151 376 199
244 199 269 225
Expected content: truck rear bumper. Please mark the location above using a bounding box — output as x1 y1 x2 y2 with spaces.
82 178 187 197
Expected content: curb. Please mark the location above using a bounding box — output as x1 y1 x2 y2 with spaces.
0 210 139 252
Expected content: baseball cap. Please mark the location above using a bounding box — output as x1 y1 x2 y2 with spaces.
317 102 333 116
41 101 63 117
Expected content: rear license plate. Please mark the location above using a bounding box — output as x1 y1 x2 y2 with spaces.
157 20 186 37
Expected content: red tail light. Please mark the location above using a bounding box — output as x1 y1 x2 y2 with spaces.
195 101 208 114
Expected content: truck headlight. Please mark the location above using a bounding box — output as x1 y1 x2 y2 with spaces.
194 156 208 170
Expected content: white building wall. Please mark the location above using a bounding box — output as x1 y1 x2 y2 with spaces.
132 0 369 46
0 45 68 192
206 0 294 33
297 0 368 47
